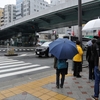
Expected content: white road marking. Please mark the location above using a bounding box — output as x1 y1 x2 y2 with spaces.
19 54 27 56
18 53 35 57
0 61 24 65
0 63 32 69
0 66 50 78
0 57 51 79
0 64 40 73
0 60 19 63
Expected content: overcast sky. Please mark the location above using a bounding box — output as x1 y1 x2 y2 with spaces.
0 0 50 8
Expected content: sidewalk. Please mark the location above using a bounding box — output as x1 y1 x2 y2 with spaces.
0 67 97 100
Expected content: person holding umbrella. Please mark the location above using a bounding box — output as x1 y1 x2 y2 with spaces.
54 57 68 88
49 38 78 88
73 40 83 78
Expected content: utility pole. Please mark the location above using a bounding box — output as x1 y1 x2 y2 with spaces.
78 0 82 46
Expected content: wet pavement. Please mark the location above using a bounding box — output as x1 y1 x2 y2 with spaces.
0 46 96 100
0 67 99 100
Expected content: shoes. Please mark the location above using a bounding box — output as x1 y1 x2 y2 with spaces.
60 84 63 88
56 85 63 88
92 95 98 100
89 78 95 81
73 73 76 77
76 75 82 78
73 75 76 77
56 85 59 89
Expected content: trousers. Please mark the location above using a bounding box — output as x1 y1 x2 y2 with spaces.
94 66 100 98
56 68 66 86
88 61 95 80
73 61 82 76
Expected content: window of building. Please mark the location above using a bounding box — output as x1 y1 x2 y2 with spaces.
27 12 30 15
24 14 26 16
24 9 26 12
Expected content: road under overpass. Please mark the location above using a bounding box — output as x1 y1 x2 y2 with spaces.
0 0 100 39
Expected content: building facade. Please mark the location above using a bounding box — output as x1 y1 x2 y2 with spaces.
0 8 4 27
50 0 68 6
4 5 16 25
50 0 60 6
16 0 24 20
22 0 49 17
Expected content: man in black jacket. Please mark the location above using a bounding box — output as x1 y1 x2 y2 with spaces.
92 37 100 100
86 39 96 81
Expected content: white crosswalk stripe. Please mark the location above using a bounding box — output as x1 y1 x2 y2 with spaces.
18 53 35 57
0 60 19 63
0 61 24 65
0 57 50 78
0 64 40 73
0 63 32 69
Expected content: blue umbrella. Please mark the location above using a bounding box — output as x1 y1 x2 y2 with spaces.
49 38 78 59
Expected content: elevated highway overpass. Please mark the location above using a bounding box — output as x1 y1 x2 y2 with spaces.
0 0 100 39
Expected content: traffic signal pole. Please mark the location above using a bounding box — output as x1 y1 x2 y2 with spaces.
78 0 82 46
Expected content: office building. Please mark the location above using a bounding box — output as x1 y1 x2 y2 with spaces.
50 0 92 5
16 0 24 19
4 5 16 25
0 8 4 27
23 0 49 17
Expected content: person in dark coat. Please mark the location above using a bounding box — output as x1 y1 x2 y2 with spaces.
92 36 100 100
54 57 68 89
86 39 96 81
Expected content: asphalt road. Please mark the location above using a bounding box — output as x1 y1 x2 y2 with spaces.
0 52 54 80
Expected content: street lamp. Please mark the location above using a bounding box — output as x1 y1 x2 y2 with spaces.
78 0 82 46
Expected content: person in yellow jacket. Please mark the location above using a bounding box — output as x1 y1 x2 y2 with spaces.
73 40 83 78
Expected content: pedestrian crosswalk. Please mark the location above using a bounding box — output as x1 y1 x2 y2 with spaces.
0 57 50 78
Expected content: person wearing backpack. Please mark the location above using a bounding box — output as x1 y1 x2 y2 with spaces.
92 36 100 100
86 39 96 81
54 57 68 89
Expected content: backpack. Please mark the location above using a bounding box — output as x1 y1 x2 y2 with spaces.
57 59 67 69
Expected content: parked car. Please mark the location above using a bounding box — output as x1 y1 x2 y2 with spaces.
35 41 52 57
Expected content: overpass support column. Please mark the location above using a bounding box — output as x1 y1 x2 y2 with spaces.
78 0 82 45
